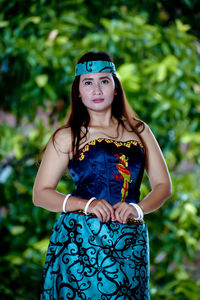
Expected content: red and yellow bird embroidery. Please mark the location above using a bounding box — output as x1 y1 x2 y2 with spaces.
115 153 132 202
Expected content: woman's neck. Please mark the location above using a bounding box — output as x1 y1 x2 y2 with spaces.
88 110 117 128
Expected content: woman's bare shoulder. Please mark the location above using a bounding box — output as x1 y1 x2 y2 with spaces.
52 127 72 153
140 123 156 141
123 118 145 130
122 118 145 142
139 122 150 135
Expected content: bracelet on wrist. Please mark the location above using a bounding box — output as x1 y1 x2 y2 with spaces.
84 197 96 215
62 194 71 213
129 203 144 220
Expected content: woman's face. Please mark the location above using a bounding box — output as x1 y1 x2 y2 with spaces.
79 72 116 113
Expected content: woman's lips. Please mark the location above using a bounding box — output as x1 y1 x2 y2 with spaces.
92 98 104 103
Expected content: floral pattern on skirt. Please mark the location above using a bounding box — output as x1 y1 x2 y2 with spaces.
41 212 150 300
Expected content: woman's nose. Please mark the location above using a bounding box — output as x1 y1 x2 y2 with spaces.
93 83 102 94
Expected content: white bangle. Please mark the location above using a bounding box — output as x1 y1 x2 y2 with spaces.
129 203 144 220
84 197 96 215
62 194 71 213
136 204 144 219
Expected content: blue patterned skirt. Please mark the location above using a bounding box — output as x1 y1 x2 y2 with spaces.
41 212 150 300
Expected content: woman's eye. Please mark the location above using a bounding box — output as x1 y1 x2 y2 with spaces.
102 79 109 84
84 81 92 85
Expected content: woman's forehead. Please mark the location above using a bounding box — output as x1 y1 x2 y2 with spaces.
80 72 113 80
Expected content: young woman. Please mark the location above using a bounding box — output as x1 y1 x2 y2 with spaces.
33 51 171 299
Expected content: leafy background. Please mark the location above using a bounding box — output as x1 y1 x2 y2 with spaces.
0 0 200 299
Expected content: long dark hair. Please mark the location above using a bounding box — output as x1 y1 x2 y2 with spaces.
52 51 145 157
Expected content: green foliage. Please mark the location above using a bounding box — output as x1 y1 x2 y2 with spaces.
0 1 200 299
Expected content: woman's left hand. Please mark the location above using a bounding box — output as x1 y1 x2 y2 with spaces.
113 202 138 224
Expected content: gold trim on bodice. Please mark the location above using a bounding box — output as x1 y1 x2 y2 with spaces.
78 138 144 161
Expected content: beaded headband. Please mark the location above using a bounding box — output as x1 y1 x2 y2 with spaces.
75 60 116 76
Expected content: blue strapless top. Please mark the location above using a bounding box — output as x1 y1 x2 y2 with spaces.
68 138 145 205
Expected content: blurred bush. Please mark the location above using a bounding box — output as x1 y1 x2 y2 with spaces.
0 0 200 299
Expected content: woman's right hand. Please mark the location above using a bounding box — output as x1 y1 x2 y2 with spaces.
87 199 115 223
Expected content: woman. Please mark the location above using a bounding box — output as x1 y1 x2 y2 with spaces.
33 51 171 299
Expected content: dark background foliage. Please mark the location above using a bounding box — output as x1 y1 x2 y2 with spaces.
0 0 200 299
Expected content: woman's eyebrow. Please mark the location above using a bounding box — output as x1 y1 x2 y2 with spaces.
82 77 93 81
82 76 110 82
99 76 110 80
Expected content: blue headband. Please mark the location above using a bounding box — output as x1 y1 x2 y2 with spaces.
75 60 116 76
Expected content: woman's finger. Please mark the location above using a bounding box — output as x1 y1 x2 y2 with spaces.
94 210 103 222
115 206 124 223
115 203 127 221
122 205 138 223
119 206 129 223
99 199 115 222
113 202 121 210
119 207 128 223
122 209 132 223
99 207 108 222
93 200 112 222
103 201 115 221
90 200 105 221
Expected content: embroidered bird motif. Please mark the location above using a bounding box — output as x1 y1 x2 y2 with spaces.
115 153 132 202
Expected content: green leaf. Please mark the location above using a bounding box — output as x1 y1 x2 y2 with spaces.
176 19 191 32
0 20 9 28
181 132 200 144
35 74 48 87
10 225 26 236
32 239 49 253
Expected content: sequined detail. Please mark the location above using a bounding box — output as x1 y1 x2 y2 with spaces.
71 210 144 225
78 138 144 161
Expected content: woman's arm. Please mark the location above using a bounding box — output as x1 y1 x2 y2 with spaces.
111 123 172 224
33 128 115 221
138 124 172 214
33 128 88 212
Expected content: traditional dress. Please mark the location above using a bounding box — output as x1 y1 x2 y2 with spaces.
41 138 150 299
